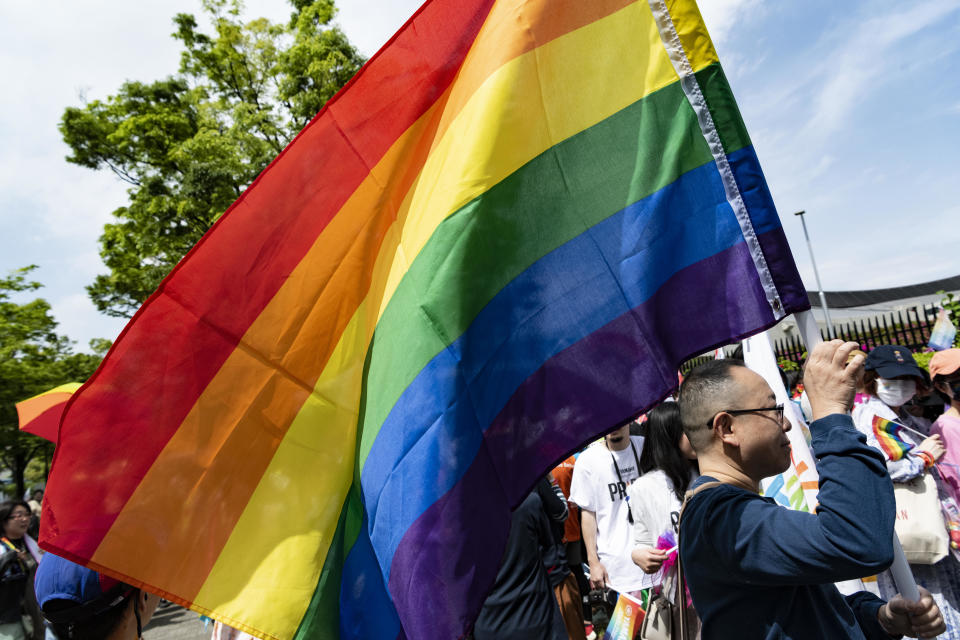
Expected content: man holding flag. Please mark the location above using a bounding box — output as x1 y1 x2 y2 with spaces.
677 340 945 639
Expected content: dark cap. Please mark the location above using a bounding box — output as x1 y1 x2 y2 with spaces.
864 345 928 382
34 553 132 625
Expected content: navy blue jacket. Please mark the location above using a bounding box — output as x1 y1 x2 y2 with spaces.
680 414 897 639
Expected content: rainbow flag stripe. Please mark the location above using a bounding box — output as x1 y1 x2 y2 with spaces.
872 415 914 461
16 382 82 443
42 1 809 638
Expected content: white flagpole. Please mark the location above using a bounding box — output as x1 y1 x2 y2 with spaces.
794 310 920 602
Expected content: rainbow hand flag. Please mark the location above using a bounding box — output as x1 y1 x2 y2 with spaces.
16 382 82 444
872 415 915 460
604 590 649 640
41 1 809 638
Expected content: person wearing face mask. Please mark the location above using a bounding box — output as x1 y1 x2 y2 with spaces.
852 345 960 639
930 349 960 506
852 345 941 482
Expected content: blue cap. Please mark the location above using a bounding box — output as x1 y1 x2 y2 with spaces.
865 345 928 382
35 553 129 623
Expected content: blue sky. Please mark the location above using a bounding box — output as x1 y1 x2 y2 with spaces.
1 0 959 352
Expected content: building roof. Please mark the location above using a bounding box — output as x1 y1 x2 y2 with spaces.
808 274 960 309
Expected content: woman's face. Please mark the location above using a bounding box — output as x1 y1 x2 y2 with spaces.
3 506 30 539
936 375 960 406
678 432 697 461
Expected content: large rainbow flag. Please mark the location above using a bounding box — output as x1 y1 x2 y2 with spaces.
41 1 809 638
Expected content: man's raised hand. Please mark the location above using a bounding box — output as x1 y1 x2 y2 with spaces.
803 340 865 421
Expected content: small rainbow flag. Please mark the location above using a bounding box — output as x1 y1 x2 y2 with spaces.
40 1 809 638
872 415 915 461
604 590 649 640
16 383 82 444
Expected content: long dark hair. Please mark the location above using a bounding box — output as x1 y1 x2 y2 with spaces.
639 403 698 501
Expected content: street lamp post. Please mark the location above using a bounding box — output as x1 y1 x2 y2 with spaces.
794 210 833 339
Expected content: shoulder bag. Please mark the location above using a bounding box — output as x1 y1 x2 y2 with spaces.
638 482 719 640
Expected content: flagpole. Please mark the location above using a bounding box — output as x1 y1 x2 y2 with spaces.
795 310 920 602
795 211 834 338
887 421 929 441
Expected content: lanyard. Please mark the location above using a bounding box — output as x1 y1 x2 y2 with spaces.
608 441 641 524
1 537 25 572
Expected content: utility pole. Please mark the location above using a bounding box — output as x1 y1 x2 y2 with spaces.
794 210 833 338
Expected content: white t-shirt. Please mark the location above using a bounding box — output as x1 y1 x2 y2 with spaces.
569 436 649 592
627 469 684 549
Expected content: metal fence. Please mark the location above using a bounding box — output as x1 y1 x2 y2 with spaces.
680 303 941 373
682 353 719 373
773 303 940 368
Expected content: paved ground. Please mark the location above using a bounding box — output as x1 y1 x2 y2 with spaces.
143 602 210 640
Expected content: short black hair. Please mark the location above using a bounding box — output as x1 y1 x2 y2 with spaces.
0 500 30 523
44 589 135 640
678 359 747 451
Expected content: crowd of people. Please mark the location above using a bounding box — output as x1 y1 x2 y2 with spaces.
3 342 960 639
474 341 959 639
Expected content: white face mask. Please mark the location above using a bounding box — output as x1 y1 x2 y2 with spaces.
876 378 917 407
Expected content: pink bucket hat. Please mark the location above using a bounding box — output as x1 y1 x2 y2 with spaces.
929 348 960 379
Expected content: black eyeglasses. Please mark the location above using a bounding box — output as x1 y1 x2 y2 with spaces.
706 404 784 427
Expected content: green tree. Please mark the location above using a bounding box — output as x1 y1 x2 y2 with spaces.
60 0 365 318
0 267 103 498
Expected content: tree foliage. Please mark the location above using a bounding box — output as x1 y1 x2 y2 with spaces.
0 267 102 497
61 0 365 317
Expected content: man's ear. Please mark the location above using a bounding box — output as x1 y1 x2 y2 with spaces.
714 412 738 447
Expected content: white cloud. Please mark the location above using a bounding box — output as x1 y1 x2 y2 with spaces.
698 0 765 46
333 0 421 57
68 250 111 280
799 0 960 142
714 0 960 297
51 292 127 351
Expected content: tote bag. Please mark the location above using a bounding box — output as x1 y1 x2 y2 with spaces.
895 472 949 565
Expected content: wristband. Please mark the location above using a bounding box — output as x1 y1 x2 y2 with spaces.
916 450 935 469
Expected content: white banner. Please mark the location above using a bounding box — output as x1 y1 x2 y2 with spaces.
742 331 819 511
